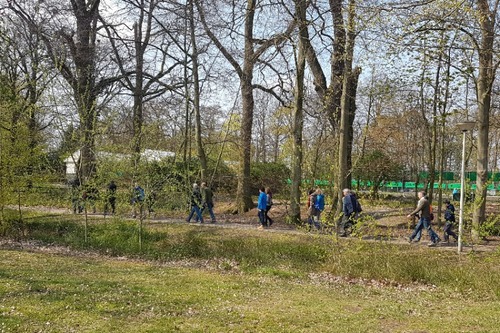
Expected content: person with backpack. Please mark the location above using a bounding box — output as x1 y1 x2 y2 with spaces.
443 199 458 243
313 188 325 230
407 190 441 246
339 188 358 237
186 183 204 223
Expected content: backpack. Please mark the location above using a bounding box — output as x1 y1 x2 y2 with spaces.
351 194 362 213
315 193 325 211
136 187 145 201
429 205 434 221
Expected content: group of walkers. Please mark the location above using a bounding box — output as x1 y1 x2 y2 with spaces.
257 187 274 229
407 190 458 246
186 182 217 224
71 180 153 218
70 179 458 245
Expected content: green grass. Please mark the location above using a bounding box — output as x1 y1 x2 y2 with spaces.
1 211 500 331
1 249 499 332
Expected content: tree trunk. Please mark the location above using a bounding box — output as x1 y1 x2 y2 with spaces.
290 0 307 224
236 77 255 212
189 0 208 181
472 0 496 242
336 0 358 212
131 19 145 173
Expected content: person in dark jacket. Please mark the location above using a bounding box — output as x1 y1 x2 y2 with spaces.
443 199 458 243
198 182 216 223
186 183 204 223
339 188 359 236
105 180 117 215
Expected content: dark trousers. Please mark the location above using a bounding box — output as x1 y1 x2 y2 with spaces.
258 209 266 226
338 214 354 236
200 202 216 222
265 205 273 226
443 221 458 241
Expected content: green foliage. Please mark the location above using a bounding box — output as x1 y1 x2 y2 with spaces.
480 214 500 237
353 150 403 196
250 162 291 194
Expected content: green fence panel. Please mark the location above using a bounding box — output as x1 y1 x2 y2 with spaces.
404 182 416 188
442 172 455 181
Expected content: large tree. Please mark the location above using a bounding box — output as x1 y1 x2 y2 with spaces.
9 0 119 183
196 0 295 212
300 0 361 213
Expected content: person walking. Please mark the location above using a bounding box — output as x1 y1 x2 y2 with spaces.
131 182 145 218
200 182 216 223
443 199 458 243
407 190 441 246
314 188 325 229
257 187 267 230
339 188 356 237
105 180 117 215
265 187 273 227
307 189 318 230
70 178 83 214
186 183 204 223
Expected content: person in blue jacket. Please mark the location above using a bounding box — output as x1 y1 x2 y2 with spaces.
257 187 267 230
313 188 325 229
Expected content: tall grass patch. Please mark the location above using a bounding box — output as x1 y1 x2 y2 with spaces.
2 211 500 299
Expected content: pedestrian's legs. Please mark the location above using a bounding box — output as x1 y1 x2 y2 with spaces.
265 206 273 226
194 205 204 223
314 212 321 230
410 218 424 242
443 223 450 242
423 218 440 243
110 198 116 214
195 205 204 222
186 206 196 222
258 209 266 227
444 222 458 241
207 203 216 222
339 215 351 236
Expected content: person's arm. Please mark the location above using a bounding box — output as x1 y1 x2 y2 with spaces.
407 199 424 217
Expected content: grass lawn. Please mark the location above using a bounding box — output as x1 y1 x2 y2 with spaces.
1 247 499 333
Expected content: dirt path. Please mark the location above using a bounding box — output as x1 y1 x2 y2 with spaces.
6 205 500 253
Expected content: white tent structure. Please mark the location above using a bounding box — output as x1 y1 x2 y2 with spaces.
64 149 175 180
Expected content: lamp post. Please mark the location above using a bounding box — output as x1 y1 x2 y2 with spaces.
456 121 476 253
